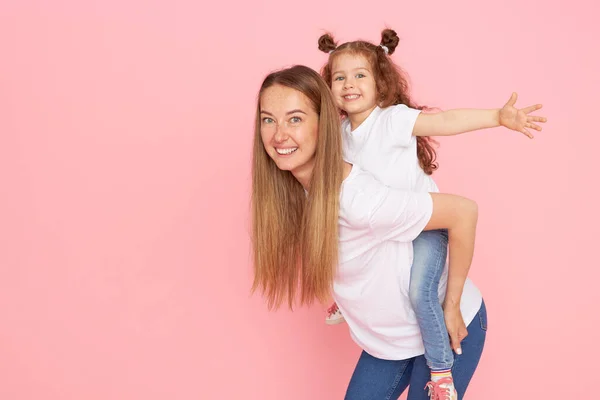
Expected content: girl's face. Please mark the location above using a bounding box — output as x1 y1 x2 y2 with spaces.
259 84 319 182
330 53 378 120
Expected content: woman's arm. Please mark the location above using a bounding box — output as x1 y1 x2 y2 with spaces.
412 93 546 139
425 193 478 308
424 193 478 354
364 178 478 313
366 182 478 316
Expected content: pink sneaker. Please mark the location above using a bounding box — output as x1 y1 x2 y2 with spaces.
425 377 458 400
325 302 345 325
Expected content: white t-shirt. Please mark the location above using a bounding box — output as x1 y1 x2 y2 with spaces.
336 105 483 360
342 105 438 192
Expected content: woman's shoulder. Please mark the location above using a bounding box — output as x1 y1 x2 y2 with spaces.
341 164 379 192
340 165 388 223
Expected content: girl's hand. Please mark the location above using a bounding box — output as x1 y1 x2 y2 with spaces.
499 92 547 138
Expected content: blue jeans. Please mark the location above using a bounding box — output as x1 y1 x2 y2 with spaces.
344 301 487 400
409 229 453 370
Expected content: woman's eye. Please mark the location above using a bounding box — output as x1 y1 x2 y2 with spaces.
290 117 301 123
262 117 274 124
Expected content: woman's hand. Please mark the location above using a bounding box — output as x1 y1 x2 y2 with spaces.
499 92 547 138
444 306 468 355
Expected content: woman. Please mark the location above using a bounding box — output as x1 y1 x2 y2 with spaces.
251 65 486 400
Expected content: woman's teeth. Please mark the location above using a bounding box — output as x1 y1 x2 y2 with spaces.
276 148 298 155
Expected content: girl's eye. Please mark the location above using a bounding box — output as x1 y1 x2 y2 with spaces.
262 117 274 124
290 117 302 123
357 73 365 78
334 76 344 81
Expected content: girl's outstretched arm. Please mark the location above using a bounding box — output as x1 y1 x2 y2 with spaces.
413 93 547 139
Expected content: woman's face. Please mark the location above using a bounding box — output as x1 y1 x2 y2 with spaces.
259 84 319 179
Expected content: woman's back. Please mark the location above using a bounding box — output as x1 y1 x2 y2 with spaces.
335 164 482 360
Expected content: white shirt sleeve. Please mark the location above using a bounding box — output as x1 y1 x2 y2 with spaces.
383 104 422 148
367 184 433 243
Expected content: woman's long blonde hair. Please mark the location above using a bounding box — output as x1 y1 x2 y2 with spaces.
251 65 344 310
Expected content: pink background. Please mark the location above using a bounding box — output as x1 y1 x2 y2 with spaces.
1 0 598 399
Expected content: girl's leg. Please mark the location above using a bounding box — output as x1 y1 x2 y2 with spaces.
407 300 488 400
345 351 414 400
409 229 454 371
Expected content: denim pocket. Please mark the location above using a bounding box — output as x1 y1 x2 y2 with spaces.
478 302 488 331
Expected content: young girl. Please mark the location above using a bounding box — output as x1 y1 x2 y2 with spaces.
252 64 485 400
318 29 546 399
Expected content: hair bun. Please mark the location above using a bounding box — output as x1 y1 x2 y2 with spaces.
318 33 337 54
380 29 400 55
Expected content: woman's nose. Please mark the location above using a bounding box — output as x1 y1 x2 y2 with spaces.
273 123 289 143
